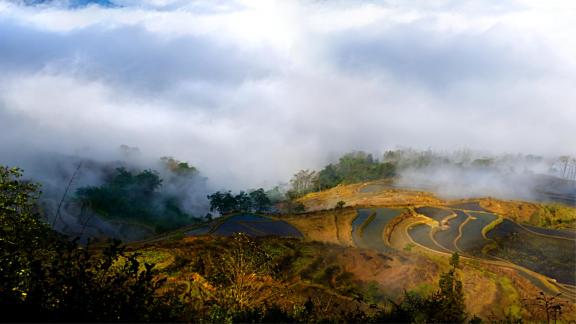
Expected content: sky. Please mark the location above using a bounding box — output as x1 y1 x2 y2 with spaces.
1 0 575 189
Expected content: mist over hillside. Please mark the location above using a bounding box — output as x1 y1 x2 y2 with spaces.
1 0 576 191
286 149 576 205
2 2 576 322
1 0 575 236
0 147 211 240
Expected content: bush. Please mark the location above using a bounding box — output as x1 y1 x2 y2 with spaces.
0 166 183 322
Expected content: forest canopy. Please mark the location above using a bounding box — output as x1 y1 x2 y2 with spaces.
76 164 202 233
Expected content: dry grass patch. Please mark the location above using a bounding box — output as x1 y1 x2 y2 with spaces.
280 208 357 246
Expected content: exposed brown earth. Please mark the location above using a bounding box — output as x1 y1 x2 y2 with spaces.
278 208 357 246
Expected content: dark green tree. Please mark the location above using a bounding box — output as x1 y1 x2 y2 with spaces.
249 189 272 213
1 166 183 322
207 191 238 215
429 252 466 323
450 251 460 269
317 164 342 189
314 151 396 191
0 167 49 308
235 191 252 212
208 188 273 215
77 167 193 232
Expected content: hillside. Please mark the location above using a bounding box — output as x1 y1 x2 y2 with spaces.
134 181 576 321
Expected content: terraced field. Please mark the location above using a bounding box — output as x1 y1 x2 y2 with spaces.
522 224 576 240
408 223 449 253
358 183 390 193
447 202 488 212
352 209 372 246
434 210 468 251
353 208 402 252
186 213 303 238
415 206 453 223
457 212 498 255
487 219 576 285
405 206 576 297
181 202 576 302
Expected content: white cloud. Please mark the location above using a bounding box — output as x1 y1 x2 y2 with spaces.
0 0 575 189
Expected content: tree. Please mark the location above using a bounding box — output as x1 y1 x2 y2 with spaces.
249 189 272 213
0 166 48 307
450 252 460 269
317 164 342 189
1 166 182 322
161 156 198 176
207 191 238 215
77 167 193 232
314 151 396 191
335 200 346 209
524 292 564 323
289 170 317 196
398 252 467 323
433 267 466 323
208 189 273 215
432 252 466 323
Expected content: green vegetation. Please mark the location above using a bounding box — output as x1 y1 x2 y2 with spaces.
0 166 181 322
399 253 467 323
532 203 576 229
1 166 46 306
76 167 198 232
317 152 396 188
0 169 474 322
288 151 396 196
3 165 573 322
404 243 415 252
482 216 503 237
207 188 272 215
161 156 198 175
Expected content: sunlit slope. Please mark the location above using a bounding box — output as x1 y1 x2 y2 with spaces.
174 181 576 319
176 207 574 318
297 180 576 230
283 205 575 318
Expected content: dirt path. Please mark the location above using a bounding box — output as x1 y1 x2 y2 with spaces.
454 213 472 253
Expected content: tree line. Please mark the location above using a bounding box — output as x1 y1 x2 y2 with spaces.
207 188 272 215
288 151 396 197
76 164 201 233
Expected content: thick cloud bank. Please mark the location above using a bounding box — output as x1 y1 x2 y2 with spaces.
1 0 576 190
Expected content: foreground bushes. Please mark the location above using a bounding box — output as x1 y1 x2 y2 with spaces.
1 167 183 322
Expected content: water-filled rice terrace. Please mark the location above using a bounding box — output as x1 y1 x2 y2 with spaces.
434 210 467 252
413 205 576 288
185 204 575 296
457 212 498 254
352 208 402 252
185 213 303 238
408 223 449 253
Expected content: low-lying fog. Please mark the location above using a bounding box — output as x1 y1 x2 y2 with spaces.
1 0 575 236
